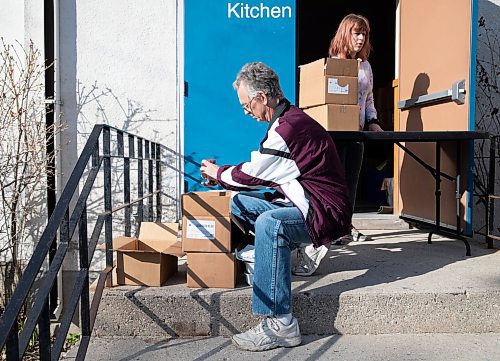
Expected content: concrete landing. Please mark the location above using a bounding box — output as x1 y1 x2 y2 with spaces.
92 229 500 338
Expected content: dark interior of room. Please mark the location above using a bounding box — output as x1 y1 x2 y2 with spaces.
297 0 397 211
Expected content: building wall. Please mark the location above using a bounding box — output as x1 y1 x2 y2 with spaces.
57 0 180 279
60 0 180 221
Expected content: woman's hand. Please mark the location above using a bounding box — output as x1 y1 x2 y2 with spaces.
368 123 384 132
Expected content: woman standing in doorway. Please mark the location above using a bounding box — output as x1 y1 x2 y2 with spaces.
293 14 384 276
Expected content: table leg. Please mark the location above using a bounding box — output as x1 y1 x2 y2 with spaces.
428 141 442 244
455 141 461 236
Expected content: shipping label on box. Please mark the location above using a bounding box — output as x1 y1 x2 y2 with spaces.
182 216 231 253
299 76 358 108
185 219 216 239
304 104 360 131
328 78 350 95
187 252 237 289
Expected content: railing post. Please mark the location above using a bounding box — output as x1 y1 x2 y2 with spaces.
6 322 19 361
145 140 153 221
103 127 113 277
156 143 162 222
37 300 51 361
78 205 91 339
137 138 144 223
117 131 124 231
124 135 133 236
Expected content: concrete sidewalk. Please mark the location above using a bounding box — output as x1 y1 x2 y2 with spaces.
91 228 500 337
63 333 500 361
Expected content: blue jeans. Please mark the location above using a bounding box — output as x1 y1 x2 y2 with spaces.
231 192 312 316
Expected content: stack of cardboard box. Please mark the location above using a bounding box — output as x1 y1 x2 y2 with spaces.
299 58 360 131
182 191 238 288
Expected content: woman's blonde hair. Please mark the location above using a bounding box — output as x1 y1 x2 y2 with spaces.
328 14 372 61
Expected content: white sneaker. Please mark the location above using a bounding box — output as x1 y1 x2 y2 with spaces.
333 234 353 246
292 244 329 276
351 228 371 242
333 229 371 245
232 317 301 351
236 244 255 263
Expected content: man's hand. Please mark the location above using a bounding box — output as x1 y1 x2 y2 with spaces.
200 159 219 187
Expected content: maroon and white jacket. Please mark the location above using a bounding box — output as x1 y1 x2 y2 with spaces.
216 99 352 247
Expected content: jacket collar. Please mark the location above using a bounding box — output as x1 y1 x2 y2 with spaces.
268 98 291 128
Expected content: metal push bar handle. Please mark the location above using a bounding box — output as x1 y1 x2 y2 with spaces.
398 80 466 110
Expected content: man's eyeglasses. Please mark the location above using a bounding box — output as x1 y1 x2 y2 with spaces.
241 97 255 114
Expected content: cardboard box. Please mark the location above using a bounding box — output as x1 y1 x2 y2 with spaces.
299 58 359 79
182 191 231 217
114 222 184 286
304 104 360 131
187 252 237 288
182 191 233 253
299 58 359 108
299 76 358 108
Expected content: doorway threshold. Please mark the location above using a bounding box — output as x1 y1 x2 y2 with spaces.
352 212 409 230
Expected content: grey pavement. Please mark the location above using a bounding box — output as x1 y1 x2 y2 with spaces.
63 333 500 361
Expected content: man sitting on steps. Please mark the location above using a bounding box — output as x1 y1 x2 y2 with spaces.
200 62 351 352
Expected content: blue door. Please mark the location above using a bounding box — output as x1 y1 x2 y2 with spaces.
184 0 296 191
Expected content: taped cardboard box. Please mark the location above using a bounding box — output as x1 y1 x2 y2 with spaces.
299 58 359 108
187 252 237 288
304 104 360 131
299 58 359 79
113 222 184 286
182 191 232 253
299 76 358 108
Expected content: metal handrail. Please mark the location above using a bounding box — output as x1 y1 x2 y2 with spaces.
0 124 179 360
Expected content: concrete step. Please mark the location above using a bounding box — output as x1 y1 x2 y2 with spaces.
352 212 410 230
93 229 500 338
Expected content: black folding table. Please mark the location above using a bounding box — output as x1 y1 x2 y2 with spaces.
328 131 490 256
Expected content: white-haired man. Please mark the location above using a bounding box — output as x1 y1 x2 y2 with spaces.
200 62 351 351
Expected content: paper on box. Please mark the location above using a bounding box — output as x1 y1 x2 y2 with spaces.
182 216 231 253
299 76 358 108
